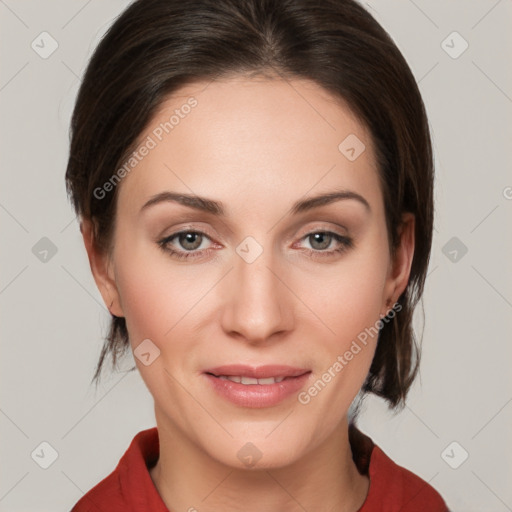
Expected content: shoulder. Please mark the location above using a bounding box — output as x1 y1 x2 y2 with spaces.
70 427 164 512
365 444 449 511
349 425 449 512
70 471 123 512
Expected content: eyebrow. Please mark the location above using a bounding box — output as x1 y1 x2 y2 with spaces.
139 189 371 216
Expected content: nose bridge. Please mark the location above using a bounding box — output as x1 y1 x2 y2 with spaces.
220 235 292 342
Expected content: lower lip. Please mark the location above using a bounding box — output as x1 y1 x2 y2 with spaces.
204 373 311 408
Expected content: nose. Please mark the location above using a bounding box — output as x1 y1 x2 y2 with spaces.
220 242 294 345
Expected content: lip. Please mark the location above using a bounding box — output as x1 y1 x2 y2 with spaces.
203 365 311 408
204 364 310 379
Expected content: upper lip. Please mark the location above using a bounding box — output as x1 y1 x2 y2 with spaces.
205 364 310 379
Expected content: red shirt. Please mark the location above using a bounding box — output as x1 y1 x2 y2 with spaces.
71 426 449 511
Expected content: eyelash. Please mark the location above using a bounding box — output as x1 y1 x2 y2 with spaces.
157 229 353 261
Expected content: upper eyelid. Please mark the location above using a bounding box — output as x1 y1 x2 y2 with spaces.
154 212 353 239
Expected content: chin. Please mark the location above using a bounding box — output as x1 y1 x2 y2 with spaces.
196 425 313 471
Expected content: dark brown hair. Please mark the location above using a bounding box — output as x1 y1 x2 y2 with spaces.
65 0 434 410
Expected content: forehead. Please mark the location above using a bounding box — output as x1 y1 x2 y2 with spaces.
116 75 381 217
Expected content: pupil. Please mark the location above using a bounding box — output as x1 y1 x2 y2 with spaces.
311 233 330 250
180 232 201 250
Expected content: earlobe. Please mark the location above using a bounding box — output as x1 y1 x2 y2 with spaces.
80 218 124 317
382 213 415 315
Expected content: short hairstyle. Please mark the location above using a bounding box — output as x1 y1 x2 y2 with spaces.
65 0 434 410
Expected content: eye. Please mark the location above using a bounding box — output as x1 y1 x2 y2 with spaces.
296 231 353 259
157 230 214 260
157 229 353 261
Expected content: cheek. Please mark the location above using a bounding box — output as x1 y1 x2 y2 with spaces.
306 240 389 345
113 253 206 406
294 233 390 409
116 270 169 347
113 239 206 350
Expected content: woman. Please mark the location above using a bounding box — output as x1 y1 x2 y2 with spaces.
66 0 449 510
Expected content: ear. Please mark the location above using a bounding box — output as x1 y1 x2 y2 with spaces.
381 212 415 316
80 218 124 317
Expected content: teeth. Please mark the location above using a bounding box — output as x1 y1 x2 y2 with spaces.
217 375 286 385
257 377 277 385
240 376 259 385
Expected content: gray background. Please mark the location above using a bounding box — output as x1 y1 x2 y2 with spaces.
1 0 511 510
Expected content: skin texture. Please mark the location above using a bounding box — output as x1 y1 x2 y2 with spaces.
82 76 415 511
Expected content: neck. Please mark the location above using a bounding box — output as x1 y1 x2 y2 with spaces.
150 412 369 512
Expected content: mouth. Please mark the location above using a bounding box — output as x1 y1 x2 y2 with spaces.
210 375 289 385
203 365 312 408
204 364 310 379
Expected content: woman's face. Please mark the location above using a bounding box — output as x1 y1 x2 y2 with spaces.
91 75 413 468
